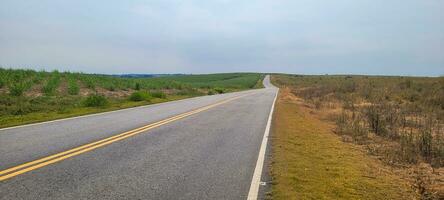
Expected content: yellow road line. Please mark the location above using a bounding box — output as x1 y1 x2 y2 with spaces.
0 114 184 176
0 94 249 181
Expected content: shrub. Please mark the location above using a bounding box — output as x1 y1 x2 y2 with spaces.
364 104 387 137
418 128 433 160
83 78 95 89
32 76 43 84
150 91 166 99
129 91 151 101
214 88 225 94
68 79 80 95
0 78 4 88
9 82 28 96
208 90 215 95
83 94 108 107
176 88 201 96
134 82 141 90
106 85 116 91
10 100 32 115
42 74 60 95
274 74 444 168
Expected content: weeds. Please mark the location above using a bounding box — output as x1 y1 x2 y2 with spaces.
150 91 166 99
274 74 444 167
129 91 151 101
273 74 444 197
0 68 263 127
134 82 141 90
83 94 108 107
68 79 80 95
81 76 96 90
0 77 4 88
9 82 29 96
42 71 61 95
214 88 225 94
271 91 414 199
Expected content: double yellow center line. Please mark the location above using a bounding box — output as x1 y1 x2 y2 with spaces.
0 94 249 181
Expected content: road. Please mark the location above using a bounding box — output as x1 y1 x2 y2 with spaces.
0 75 278 200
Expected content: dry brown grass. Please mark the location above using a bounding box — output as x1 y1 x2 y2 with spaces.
271 88 416 199
271 74 444 199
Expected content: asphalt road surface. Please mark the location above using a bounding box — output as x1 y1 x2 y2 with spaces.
0 75 278 200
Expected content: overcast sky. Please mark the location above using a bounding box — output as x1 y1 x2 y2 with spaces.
0 0 443 76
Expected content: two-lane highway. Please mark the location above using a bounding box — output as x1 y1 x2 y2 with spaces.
0 75 278 199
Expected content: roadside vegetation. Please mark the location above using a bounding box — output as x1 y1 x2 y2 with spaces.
0 67 263 128
271 74 444 199
271 89 414 199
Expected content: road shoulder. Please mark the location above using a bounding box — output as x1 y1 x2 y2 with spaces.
270 88 416 199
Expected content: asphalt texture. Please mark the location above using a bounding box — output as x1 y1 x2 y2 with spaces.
0 75 278 200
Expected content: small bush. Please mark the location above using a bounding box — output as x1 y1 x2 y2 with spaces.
208 90 215 95
134 82 141 90
106 85 116 91
0 78 4 88
129 91 151 101
176 88 201 96
10 100 33 115
83 78 95 89
150 91 166 99
68 79 80 95
9 82 28 96
83 94 108 107
214 88 225 94
42 74 60 95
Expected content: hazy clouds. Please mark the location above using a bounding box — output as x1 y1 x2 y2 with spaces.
0 0 443 76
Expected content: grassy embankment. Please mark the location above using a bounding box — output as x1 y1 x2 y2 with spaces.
0 68 263 128
270 74 444 199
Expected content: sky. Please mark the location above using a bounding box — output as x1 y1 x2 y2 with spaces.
0 0 443 76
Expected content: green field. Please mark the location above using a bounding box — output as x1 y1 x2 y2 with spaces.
0 68 263 128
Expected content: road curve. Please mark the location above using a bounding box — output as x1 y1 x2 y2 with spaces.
0 75 278 200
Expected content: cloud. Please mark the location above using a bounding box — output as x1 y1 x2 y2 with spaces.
0 0 443 76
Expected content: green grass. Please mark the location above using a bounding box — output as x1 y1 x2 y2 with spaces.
83 94 108 107
128 91 152 101
0 68 264 128
42 71 61 95
9 82 30 96
0 95 190 128
67 78 80 95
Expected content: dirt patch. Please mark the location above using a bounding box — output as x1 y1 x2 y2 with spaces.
24 84 43 97
0 87 9 94
56 80 68 95
79 87 93 96
94 87 134 99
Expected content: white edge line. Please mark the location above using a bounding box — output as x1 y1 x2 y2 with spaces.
247 87 279 200
0 96 195 131
0 88 267 132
